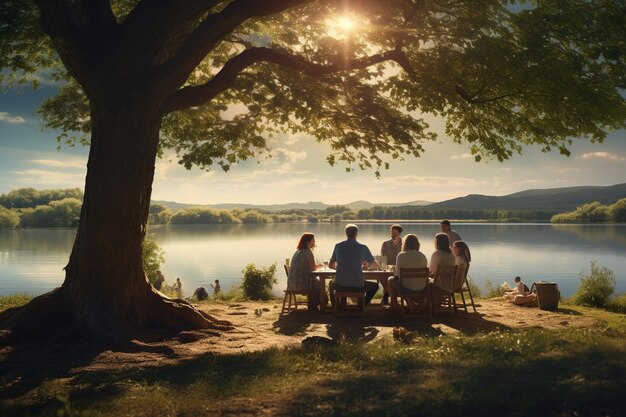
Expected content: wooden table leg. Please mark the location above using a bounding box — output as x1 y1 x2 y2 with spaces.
319 275 327 313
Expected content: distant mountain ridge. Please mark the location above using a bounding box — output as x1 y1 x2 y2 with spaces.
151 199 433 212
152 183 626 213
428 183 626 212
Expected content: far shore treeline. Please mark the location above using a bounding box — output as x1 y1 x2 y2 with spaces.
0 187 625 229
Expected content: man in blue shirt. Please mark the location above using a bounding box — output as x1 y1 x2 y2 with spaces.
329 224 380 305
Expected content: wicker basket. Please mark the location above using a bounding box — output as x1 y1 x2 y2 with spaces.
533 282 560 310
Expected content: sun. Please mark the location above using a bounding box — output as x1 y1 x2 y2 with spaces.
337 16 355 32
326 15 357 38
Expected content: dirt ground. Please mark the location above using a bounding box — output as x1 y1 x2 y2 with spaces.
192 297 599 354
0 298 601 382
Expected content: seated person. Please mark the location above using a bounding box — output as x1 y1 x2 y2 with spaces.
380 224 403 305
192 286 209 301
512 292 537 306
388 234 428 313
452 240 471 269
429 233 456 308
287 233 322 310
329 224 379 305
504 276 528 301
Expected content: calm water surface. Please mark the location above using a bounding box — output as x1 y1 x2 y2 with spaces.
1 223 625 297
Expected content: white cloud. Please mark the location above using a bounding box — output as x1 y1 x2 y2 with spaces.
378 175 479 188
579 152 625 161
0 112 26 124
13 169 85 186
29 158 85 169
450 153 473 160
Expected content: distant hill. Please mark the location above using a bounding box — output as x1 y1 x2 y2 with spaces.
427 183 626 212
152 183 626 213
151 199 433 212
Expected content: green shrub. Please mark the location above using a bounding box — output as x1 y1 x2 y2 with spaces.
241 263 277 300
483 278 502 298
214 286 246 302
572 261 616 308
143 235 165 284
466 276 481 298
606 293 626 314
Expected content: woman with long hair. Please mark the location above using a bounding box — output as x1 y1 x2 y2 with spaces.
387 234 428 313
452 240 471 267
429 233 456 309
287 233 321 310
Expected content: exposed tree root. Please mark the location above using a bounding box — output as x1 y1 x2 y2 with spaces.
0 287 232 348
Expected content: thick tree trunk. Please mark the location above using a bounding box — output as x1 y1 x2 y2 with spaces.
1 89 228 344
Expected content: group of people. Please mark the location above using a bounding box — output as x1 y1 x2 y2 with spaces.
286 220 471 312
153 270 221 301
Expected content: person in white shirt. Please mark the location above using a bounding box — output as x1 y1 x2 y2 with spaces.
504 276 530 301
387 234 428 313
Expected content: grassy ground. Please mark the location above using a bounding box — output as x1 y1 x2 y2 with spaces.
1 293 625 417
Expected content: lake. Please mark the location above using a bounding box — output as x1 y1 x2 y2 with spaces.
1 223 625 298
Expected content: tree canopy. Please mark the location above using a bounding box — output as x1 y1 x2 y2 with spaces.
4 0 625 175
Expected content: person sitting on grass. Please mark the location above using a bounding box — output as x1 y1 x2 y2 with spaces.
192 286 209 301
504 276 529 300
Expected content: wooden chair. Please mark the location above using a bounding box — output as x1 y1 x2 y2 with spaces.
396 267 431 317
333 289 365 317
453 263 477 313
431 265 458 316
280 263 307 314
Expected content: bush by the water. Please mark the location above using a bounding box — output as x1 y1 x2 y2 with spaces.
241 263 277 300
572 261 616 308
143 236 165 284
606 293 626 314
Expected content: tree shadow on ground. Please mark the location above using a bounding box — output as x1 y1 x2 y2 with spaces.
0 331 178 401
1 346 289 416
282 348 626 417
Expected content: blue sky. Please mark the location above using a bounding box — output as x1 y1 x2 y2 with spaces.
1 81 625 205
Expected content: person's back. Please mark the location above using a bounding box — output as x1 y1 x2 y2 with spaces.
329 224 379 305
333 239 372 288
396 249 428 291
154 270 165 290
287 248 315 291
193 286 209 301
430 233 456 293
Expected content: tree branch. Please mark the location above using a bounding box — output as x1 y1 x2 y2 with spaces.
33 0 92 87
162 46 402 114
120 0 221 66
155 0 314 93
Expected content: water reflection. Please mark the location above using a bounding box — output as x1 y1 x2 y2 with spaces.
1 224 625 297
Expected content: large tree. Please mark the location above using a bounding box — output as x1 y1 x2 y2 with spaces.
1 0 625 341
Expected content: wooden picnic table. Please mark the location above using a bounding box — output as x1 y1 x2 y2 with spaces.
314 269 394 313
